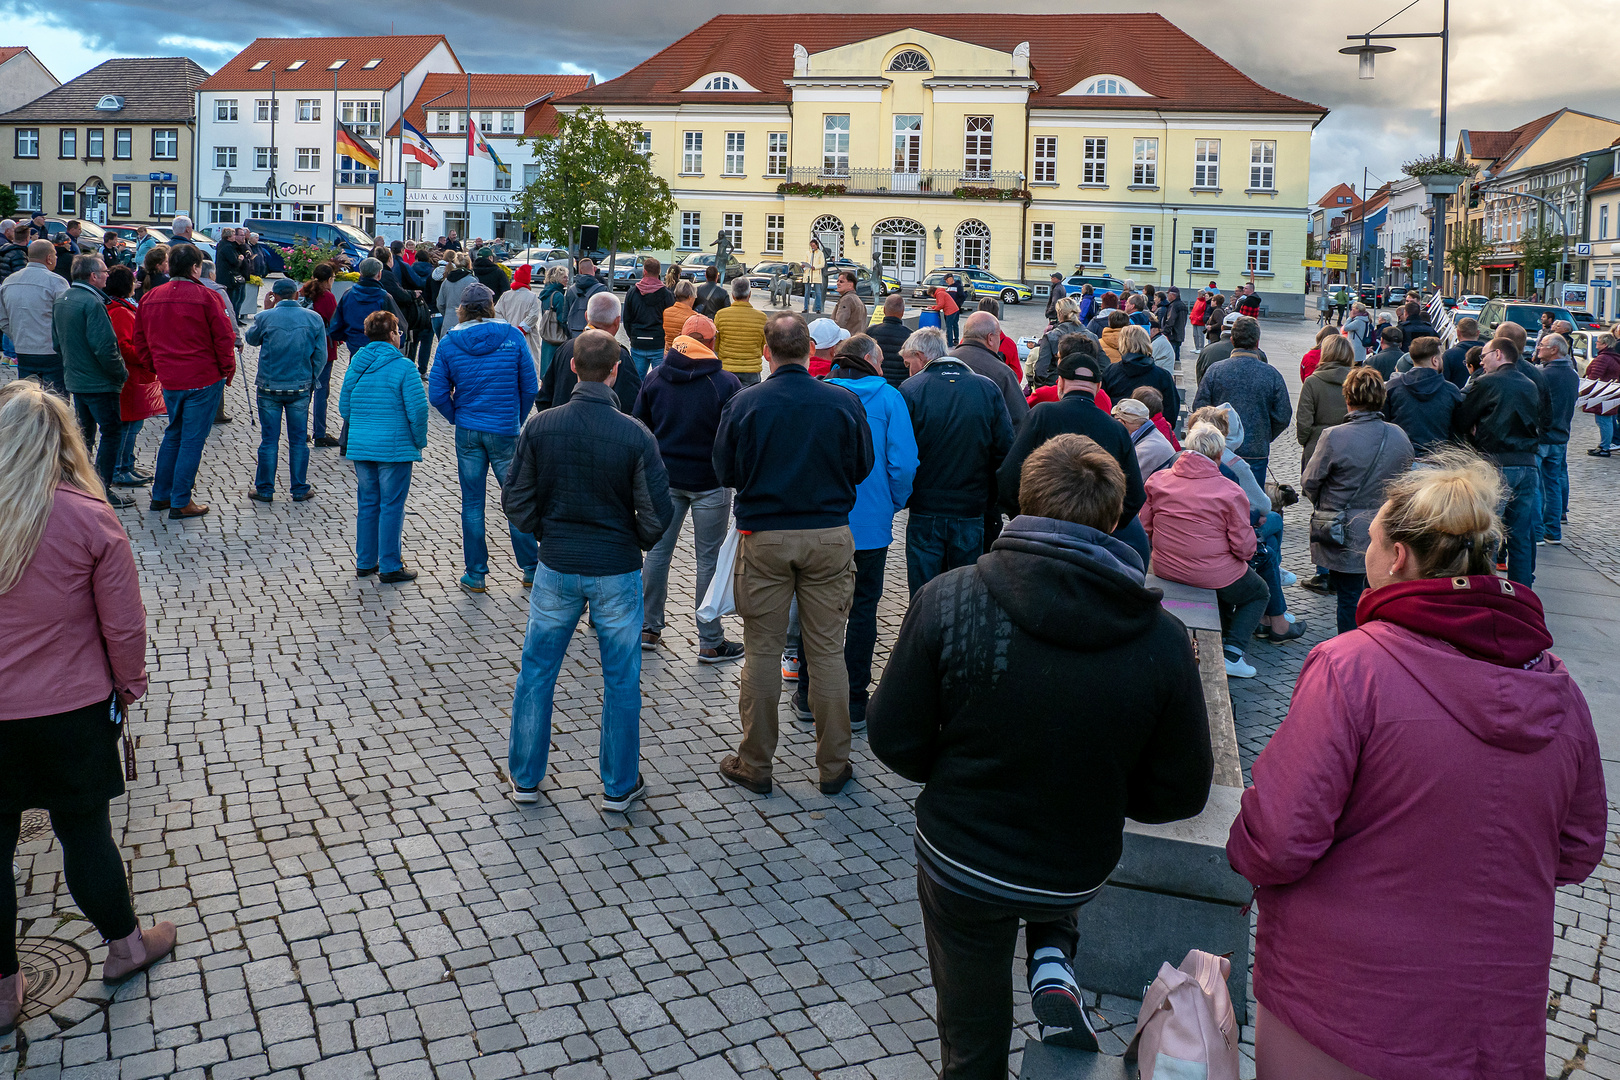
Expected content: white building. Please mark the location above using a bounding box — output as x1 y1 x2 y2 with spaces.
1377 176 1431 287
383 72 591 244
193 35 462 233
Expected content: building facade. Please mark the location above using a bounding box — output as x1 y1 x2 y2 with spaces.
1584 157 1620 321
1327 182 1389 288
0 47 59 115
558 16 1324 313
1377 177 1432 288
193 36 461 233
383 73 591 244
0 57 204 225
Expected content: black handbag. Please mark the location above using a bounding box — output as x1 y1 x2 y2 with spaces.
1308 426 1389 547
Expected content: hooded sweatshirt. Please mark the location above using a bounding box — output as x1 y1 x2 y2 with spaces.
1101 350 1181 426
1212 404 1269 514
437 268 474 332
428 319 539 436
1384 364 1463 453
1228 575 1606 1080
624 275 673 351
870 514 1212 908
1296 354 1350 470
632 335 742 491
828 374 918 550
1139 451 1256 589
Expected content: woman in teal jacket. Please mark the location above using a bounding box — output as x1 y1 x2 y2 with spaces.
537 265 570 380
339 310 429 583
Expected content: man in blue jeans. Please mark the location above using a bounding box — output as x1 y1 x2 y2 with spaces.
428 282 540 593
1534 332 1578 545
245 277 325 502
502 329 672 813
1454 337 1544 585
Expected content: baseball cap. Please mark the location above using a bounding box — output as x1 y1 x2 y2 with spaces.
681 313 715 338
1223 311 1241 327
809 317 848 349
1057 350 1102 382
460 282 495 308
270 277 298 296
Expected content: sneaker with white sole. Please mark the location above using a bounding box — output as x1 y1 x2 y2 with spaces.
1030 948 1099 1051
1280 570 1298 586
781 650 801 680
1223 647 1257 679
602 775 647 813
510 782 539 804
698 641 745 664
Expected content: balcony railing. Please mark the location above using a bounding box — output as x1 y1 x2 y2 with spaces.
782 166 1024 196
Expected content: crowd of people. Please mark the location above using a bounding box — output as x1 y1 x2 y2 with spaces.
0 239 1609 1080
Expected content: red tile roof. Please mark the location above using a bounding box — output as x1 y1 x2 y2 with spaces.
1590 173 1620 197
0 47 28 66
1316 182 1361 209
561 14 1324 114
391 73 593 140
1489 111 1563 174
1464 129 1519 163
198 36 455 92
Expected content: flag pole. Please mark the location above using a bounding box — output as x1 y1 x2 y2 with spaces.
464 70 471 240
331 70 339 227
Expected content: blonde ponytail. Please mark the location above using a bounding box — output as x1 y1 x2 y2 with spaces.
1377 449 1503 578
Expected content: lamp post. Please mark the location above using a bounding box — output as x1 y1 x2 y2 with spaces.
1343 0 1452 295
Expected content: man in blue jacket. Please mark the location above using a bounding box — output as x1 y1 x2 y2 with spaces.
502 329 673 814
428 282 540 593
713 312 874 797
246 277 325 502
321 257 402 446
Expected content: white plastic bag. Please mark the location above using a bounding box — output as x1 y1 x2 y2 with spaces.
697 527 742 623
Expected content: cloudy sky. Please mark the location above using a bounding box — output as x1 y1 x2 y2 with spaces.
10 0 1620 203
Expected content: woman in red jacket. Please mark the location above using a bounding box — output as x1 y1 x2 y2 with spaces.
104 266 164 488
1228 451 1607 1080
1297 324 1338 381
1582 332 1620 455
301 263 340 446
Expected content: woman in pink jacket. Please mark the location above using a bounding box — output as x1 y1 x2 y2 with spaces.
1227 451 1607 1080
0 381 176 1033
1140 421 1268 679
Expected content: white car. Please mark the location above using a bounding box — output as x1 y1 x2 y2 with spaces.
1455 294 1490 317
503 246 573 274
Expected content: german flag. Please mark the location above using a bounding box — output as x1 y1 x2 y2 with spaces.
334 118 380 170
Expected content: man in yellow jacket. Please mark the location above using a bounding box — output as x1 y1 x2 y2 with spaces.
714 278 766 386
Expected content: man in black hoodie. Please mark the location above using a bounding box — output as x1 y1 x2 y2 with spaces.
1384 336 1462 454
624 257 673 379
1398 301 1436 351
471 246 510 301
870 432 1211 1070
868 292 911 387
1440 317 1483 389
1454 337 1543 585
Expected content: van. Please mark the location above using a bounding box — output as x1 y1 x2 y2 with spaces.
244 218 375 262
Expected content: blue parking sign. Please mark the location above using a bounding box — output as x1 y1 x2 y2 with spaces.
1534 268 1546 288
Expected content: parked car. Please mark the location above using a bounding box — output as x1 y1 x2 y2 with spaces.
243 218 374 263
607 252 655 289
1064 273 1126 298
676 252 748 282
1387 286 1409 307
1477 300 1583 357
824 259 901 299
1570 329 1601 376
38 217 106 251
914 267 1034 305
1565 309 1604 331
746 260 797 292
502 246 574 276
1355 283 1387 306
1454 294 1490 317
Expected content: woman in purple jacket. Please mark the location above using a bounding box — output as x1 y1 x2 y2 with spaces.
0 381 176 1032
1228 450 1607 1080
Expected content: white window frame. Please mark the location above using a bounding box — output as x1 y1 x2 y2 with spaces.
58 181 75 214
1129 225 1155 268
766 132 788 177
501 112 515 133
1083 137 1107 185
11 182 40 212
1249 141 1276 191
436 111 453 133
152 129 178 160
765 213 784 254
87 129 104 158
1034 136 1057 184
296 98 320 122
59 128 76 159
213 146 237 169
1190 227 1216 271
14 128 37 158
682 130 703 175
209 202 242 225
254 146 276 171
723 131 745 176
1194 139 1220 189
215 99 238 122
295 147 320 171
113 129 131 160
450 164 467 189
1602 204 1611 241
1246 229 1272 273
722 212 743 252
1132 137 1157 187
823 115 850 177
1030 222 1054 264
680 210 701 250
151 184 177 217
405 162 422 188
340 100 381 139
963 116 993 179
112 184 130 217
633 130 652 158
1079 223 1103 265
479 111 493 132
255 99 279 123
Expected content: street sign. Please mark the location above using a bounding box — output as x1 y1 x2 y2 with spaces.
374 182 407 227
1592 279 1612 288
1301 259 1323 268
1577 243 1593 256
1178 249 1191 255
1535 268 1547 288
1324 254 1348 269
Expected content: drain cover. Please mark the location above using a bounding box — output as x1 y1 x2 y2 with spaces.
18 810 50 845
16 938 90 1022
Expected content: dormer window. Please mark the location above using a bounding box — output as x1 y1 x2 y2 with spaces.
1062 74 1153 98
249 60 268 71
686 71 757 93
1087 78 1126 94
362 59 382 69
327 59 346 70
94 94 124 111
705 75 738 90
887 50 931 72
286 60 306 70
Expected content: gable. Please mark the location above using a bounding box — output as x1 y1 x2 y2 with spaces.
803 30 1024 79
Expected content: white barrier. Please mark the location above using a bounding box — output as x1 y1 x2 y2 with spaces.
1427 292 1458 347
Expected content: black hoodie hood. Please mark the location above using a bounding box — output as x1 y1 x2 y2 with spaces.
977 515 1161 651
445 267 470 282
1396 365 1448 400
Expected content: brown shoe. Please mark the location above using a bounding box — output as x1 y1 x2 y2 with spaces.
718 754 770 795
168 502 209 520
0 970 24 1033
102 922 177 982
819 763 854 796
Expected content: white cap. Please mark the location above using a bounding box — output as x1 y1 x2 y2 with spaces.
1223 311 1241 327
809 318 849 349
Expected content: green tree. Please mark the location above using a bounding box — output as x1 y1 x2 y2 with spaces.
515 106 676 268
1446 220 1489 290
1305 233 1320 261
1399 237 1427 284
0 186 16 221
1519 222 1566 297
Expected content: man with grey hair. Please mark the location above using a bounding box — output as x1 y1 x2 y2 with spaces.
714 274 765 385
0 238 70 393
54 252 129 503
168 214 197 247
1534 328 1578 545
900 323 1015 595
540 289 640 412
950 309 1028 425
322 257 405 445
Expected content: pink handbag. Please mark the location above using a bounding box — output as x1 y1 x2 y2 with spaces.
1125 950 1240 1080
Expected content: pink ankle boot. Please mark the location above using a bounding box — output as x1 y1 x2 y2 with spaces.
0 970 25 1032
102 923 176 982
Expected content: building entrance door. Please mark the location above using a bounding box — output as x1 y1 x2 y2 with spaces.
874 218 925 286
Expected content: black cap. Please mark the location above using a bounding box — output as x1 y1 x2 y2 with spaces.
1057 351 1102 382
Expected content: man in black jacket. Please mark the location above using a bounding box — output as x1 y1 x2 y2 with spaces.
1454 337 1543 585
999 338 1149 564
868 292 911 388
1440 317 1483 389
1161 287 1189 360
1367 324 1406 379
1384 336 1462 455
216 228 246 320
1534 331 1579 545
538 291 641 413
899 324 1014 596
471 247 510 301
502 329 673 814
949 310 1028 425
624 257 672 379
870 432 1211 1069
713 311 874 798
1398 302 1436 351
693 264 730 319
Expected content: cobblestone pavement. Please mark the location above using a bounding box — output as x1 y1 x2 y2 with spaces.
3 306 1619 1080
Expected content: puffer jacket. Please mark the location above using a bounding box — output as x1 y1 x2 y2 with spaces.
338 341 429 462
1099 325 1124 365
1297 355 1351 471
662 299 695 348
0 241 29 284
328 279 403 356
437 268 475 333
107 298 164 422
827 374 918 550
1101 351 1181 425
428 319 538 437
713 298 766 375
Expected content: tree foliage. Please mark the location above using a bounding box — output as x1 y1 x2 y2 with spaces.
1446 220 1489 282
1518 222 1566 287
0 186 16 221
1399 237 1428 281
515 106 676 261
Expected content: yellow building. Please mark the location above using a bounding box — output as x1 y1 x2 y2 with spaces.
559 15 1325 314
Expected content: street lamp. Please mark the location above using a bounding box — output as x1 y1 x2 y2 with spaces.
1341 39 1395 80
933 225 943 250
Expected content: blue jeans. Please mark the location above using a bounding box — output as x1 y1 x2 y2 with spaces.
74 391 123 488
1597 414 1616 451
1255 511 1286 617
802 283 823 313
16 353 64 396
114 418 145 481
311 358 335 439
1329 571 1366 635
509 564 643 798
255 393 311 498
944 312 961 347
1539 443 1568 541
353 460 413 573
629 346 663 381
455 427 537 579
1242 456 1269 486
642 487 731 648
905 513 984 597
1499 464 1541 586
152 380 225 507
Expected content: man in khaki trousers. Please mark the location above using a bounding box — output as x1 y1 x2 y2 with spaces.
712 312 874 796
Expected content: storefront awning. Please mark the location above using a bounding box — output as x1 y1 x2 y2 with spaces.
1482 261 1519 269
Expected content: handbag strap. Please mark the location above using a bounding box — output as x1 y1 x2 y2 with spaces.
1341 422 1391 511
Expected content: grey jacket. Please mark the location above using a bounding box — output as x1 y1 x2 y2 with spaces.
1033 318 1092 387
1302 411 1414 572
950 340 1029 425
0 261 69 354
1190 349 1291 460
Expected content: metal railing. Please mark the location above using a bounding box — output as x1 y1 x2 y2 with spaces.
782 166 1023 195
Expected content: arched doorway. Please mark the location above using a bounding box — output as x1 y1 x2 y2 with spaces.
955 219 991 269
872 217 925 286
810 215 844 262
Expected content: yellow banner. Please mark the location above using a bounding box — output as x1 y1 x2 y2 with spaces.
1325 254 1349 269
1301 259 1323 268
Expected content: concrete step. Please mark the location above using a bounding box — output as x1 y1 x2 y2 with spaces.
1019 1039 1139 1080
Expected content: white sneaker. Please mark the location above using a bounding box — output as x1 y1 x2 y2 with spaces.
510 782 539 804
1224 649 1257 679
1281 571 1298 586
602 775 647 813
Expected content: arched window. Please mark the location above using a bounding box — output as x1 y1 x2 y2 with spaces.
704 75 739 90
810 215 844 261
887 50 931 72
955 219 991 269
1068 74 1150 97
685 72 758 92
872 217 925 237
